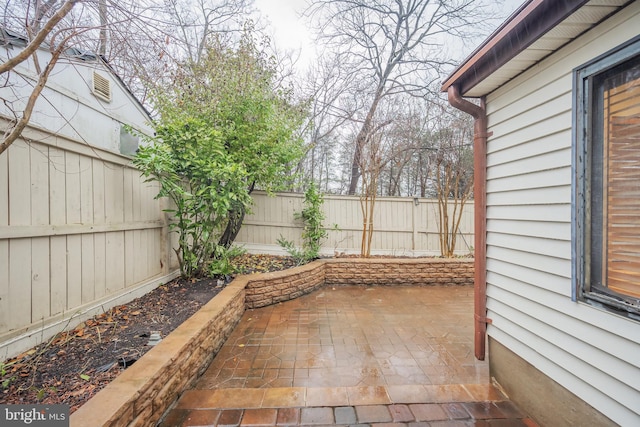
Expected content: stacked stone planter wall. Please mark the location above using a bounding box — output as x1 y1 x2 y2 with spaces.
324 258 474 286
244 261 325 309
70 258 473 427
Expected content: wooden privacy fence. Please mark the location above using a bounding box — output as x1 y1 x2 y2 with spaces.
0 125 180 359
236 191 474 257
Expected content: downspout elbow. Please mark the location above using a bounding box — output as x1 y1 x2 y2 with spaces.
446 85 488 361
447 85 483 119
447 85 487 141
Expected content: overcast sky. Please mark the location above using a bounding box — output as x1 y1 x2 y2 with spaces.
254 0 314 67
254 0 526 74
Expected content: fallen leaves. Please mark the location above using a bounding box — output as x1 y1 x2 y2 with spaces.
231 254 299 274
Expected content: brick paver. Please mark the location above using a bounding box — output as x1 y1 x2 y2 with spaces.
355 405 393 423
388 404 414 422
300 407 334 425
333 406 356 424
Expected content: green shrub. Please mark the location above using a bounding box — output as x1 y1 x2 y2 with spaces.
278 184 333 265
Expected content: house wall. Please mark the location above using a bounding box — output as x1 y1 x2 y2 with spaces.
483 3 640 426
236 191 474 257
0 122 180 359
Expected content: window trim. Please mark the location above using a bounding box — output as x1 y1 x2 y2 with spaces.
573 35 640 319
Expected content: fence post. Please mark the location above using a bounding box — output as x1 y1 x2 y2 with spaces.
412 198 419 252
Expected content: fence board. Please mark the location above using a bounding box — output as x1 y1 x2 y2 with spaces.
92 159 105 224
133 230 143 284
128 169 141 221
31 237 50 322
0 150 7 227
80 156 93 224
81 234 95 304
30 143 49 226
151 229 161 276
65 152 81 225
0 241 9 333
49 147 66 225
94 233 106 300
9 239 31 329
104 164 124 223
66 234 82 309
105 231 125 293
124 167 134 223
125 230 135 287
9 140 30 226
49 236 67 316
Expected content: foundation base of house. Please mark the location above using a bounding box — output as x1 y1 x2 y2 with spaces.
488 337 615 427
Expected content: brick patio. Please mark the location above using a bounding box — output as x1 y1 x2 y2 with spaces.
160 286 538 426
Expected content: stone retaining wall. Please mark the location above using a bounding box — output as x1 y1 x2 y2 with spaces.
244 261 325 308
325 258 474 286
70 258 473 427
70 281 246 427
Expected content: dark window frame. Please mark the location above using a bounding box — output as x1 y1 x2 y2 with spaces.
573 35 640 319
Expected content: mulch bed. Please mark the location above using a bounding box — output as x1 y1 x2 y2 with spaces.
0 254 299 413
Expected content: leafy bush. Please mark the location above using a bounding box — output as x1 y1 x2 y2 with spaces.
278 184 331 264
207 245 246 278
136 30 306 278
134 118 251 279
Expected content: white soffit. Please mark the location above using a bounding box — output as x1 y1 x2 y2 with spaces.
463 0 628 97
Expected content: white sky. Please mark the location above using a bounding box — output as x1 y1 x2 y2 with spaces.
254 0 525 73
254 0 314 69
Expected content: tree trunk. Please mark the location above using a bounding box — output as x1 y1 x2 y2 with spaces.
348 131 366 195
217 201 246 249
99 0 108 56
217 181 255 249
347 88 384 195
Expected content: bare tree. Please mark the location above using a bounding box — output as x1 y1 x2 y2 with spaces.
378 97 434 196
431 106 474 256
306 0 494 195
358 112 395 256
295 53 357 191
359 131 385 257
160 0 254 66
86 0 255 106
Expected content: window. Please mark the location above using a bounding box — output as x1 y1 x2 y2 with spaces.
575 36 640 319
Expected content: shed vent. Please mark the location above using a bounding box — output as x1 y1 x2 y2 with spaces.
92 71 111 102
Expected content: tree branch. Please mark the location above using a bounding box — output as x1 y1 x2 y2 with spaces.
0 0 78 75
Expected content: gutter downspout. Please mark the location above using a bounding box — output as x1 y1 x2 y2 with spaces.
447 85 489 360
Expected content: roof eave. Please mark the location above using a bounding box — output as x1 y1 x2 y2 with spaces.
441 0 590 97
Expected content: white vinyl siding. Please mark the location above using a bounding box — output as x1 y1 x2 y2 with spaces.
484 3 640 425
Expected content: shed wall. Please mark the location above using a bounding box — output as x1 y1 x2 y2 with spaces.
484 3 640 425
